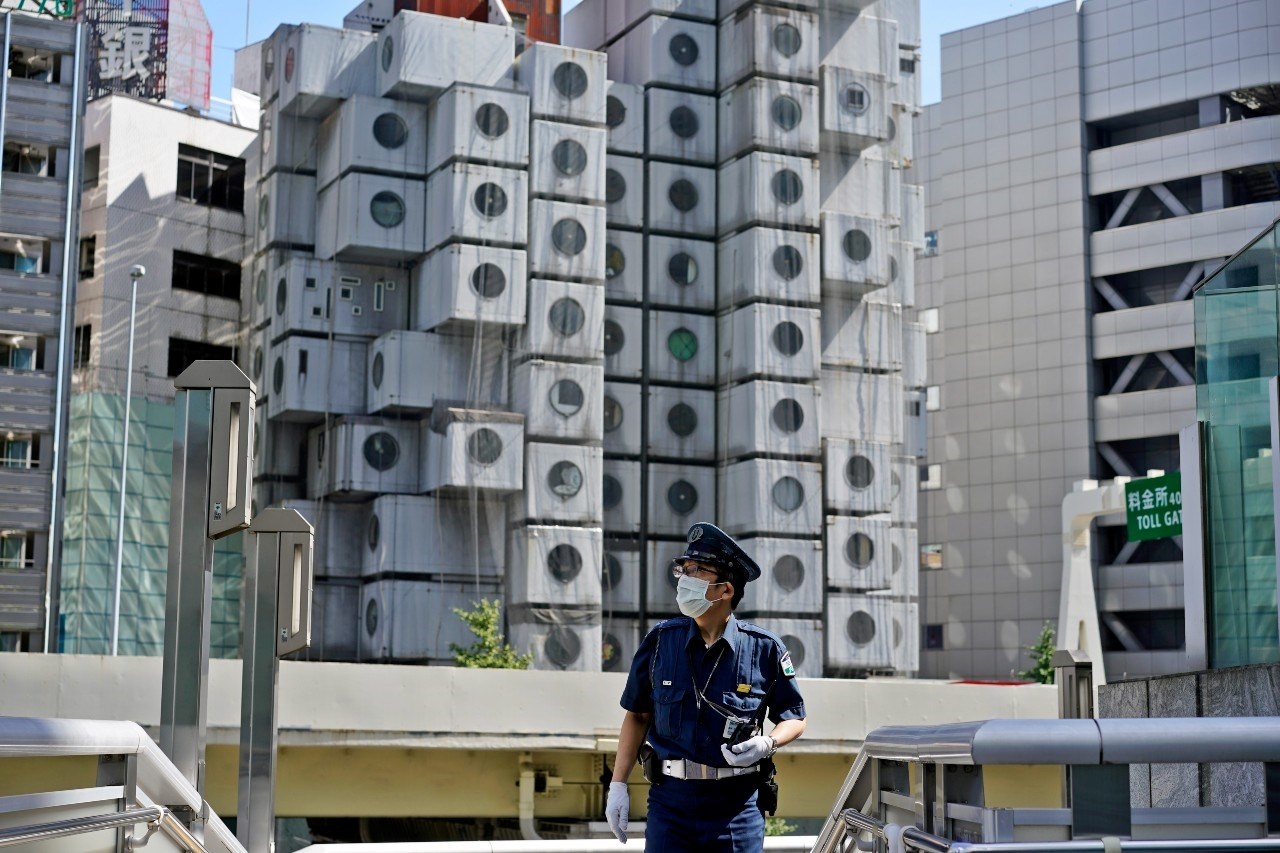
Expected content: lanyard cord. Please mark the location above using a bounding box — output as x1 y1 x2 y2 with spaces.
691 645 726 712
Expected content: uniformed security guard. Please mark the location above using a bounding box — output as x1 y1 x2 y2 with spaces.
605 522 807 851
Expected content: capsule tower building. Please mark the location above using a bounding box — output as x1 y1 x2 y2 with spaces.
242 0 923 676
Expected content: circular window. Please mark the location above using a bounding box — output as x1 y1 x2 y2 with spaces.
886 116 897 142
774 555 804 591
891 469 902 500
771 169 803 205
252 346 263 381
667 328 698 362
473 183 508 219
363 431 400 471
553 62 588 99
781 635 805 668
548 460 583 498
602 474 623 510
667 402 697 437
772 321 804 356
668 179 699 213
549 379 585 417
316 431 325 465
273 357 284 394
255 270 267 305
365 597 378 636
548 297 585 337
372 352 384 388
263 44 275 81
890 256 899 282
773 245 803 280
606 95 626 129
275 279 286 316
467 427 504 465
847 611 876 645
552 219 588 256
772 476 804 512
370 191 405 228
367 513 380 552
603 395 623 432
771 398 804 433
892 542 902 574
843 83 870 116
475 103 509 139
668 253 698 287
845 532 874 568
670 105 699 139
547 544 583 583
546 626 582 667
372 113 408 149
845 455 875 490
602 553 622 591
667 480 698 515
605 168 626 204
605 243 625 279
552 139 588 177
843 229 872 262
771 95 802 131
379 38 392 73
258 195 269 231
669 33 699 67
604 319 625 356
773 22 802 57
285 46 296 81
470 263 507 298
602 632 623 671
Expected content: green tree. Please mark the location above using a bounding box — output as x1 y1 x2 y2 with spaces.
1020 622 1056 684
450 599 532 669
765 817 797 836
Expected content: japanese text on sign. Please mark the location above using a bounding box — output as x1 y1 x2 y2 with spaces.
1124 472 1182 542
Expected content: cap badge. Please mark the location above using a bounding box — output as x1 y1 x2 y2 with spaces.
688 526 704 542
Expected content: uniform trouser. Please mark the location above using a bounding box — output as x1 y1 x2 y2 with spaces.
645 775 764 853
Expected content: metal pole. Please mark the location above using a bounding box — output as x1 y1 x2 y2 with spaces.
111 266 144 656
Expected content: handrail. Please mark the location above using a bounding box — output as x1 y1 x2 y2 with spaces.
951 843 1280 852
0 805 162 848
839 807 952 853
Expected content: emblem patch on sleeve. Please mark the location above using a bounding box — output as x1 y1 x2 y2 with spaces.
780 651 796 677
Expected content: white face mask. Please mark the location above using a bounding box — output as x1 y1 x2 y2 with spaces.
676 574 727 618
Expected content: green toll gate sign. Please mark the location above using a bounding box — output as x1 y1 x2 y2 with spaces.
1125 472 1182 541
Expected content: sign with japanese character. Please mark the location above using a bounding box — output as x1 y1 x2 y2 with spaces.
80 0 169 103
1124 472 1182 542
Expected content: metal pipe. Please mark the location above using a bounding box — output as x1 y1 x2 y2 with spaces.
159 807 205 853
950 841 1280 853
0 806 161 848
111 270 140 655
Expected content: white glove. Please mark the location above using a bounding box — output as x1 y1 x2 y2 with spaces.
605 781 629 843
720 735 775 767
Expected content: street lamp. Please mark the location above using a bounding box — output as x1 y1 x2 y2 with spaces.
110 263 145 656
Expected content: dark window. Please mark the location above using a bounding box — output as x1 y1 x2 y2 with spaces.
925 624 944 650
172 250 241 300
72 325 91 369
176 144 246 212
78 235 95 280
82 145 100 190
168 336 236 378
1100 609 1185 652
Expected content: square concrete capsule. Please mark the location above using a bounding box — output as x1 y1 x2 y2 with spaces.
514 41 609 126
603 459 641 535
717 303 820 383
424 163 529 252
736 537 822 617
283 499 369 579
716 227 819 309
606 0 716 42
255 172 316 254
507 524 604 608
647 385 715 461
528 199 607 282
360 578 502 662
361 494 505 578
602 617 642 673
717 4 818 90
605 306 643 380
717 152 819 234
271 256 408 340
367 330 508 413
266 335 366 422
820 211 892 295
260 100 319 177
605 155 645 230
749 618 822 678
413 244 527 333
819 66 890 151
315 173 425 262
819 296 902 370
530 120 607 204
426 84 531 173
316 95 428 191
717 380 820 459
646 161 716 237
601 546 642 614
648 462 716 537
520 279 606 362
508 615 603 672
819 367 903 444
419 408 524 495
607 15 717 92
865 240 914 308
516 442 604 525
605 80 644 155
276 24 377 118
512 359 605 443
647 310 716 386
719 459 823 537
645 88 716 164
307 416 419 499
647 234 716 311
822 12 898 81
605 229 644 304
603 381 642 457
826 592 894 670
824 439 893 514
718 78 819 163
377 12 514 100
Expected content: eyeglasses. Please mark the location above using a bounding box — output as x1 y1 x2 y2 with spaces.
670 560 723 581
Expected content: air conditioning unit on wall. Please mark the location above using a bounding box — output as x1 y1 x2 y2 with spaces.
603 381 642 457
413 244 527 333
420 408 525 495
717 227 820 310
718 78 819 164
647 385 715 462
645 88 716 165
647 235 717 313
307 416 420 499
603 459 641 535
512 360 605 443
718 303 820 384
824 439 893 514
367 330 508 413
826 514 893 591
266 336 366 423
717 379 820 460
519 279 606 362
377 11 514 100
607 15 717 92
424 163 529 253
719 459 823 538
513 42 609 126
315 172 426 262
427 83 531 173
507 525 604 608
362 493 505 578
316 95 428 191
530 120 608 204
516 442 604 525
735 537 822 616
648 462 716 538
716 4 818 90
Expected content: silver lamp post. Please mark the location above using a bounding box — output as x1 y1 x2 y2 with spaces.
110 263 145 656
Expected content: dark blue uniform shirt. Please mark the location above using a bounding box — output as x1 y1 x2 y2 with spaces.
620 615 806 767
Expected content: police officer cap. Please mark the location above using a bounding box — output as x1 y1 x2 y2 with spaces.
679 522 761 583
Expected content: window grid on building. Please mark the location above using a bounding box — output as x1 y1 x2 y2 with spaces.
176 144 246 212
